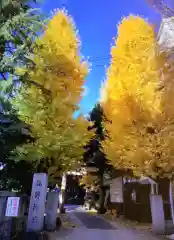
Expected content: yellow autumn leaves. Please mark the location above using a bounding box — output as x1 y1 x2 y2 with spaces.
13 10 94 177
101 15 174 178
13 9 174 179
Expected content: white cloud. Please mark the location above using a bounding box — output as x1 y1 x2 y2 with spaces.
82 85 89 97
99 79 107 103
84 113 89 119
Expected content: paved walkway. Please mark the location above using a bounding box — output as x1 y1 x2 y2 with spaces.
50 228 166 240
74 212 115 229
49 205 167 240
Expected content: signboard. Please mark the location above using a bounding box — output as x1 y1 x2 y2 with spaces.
110 177 123 203
27 173 48 232
5 197 20 217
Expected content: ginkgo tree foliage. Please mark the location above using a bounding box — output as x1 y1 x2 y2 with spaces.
12 9 94 180
153 49 174 178
80 173 99 189
100 15 171 178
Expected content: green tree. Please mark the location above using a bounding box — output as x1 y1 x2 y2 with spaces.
0 0 46 86
0 112 35 193
83 104 112 213
0 0 45 192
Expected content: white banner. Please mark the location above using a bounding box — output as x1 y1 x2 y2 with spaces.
5 197 20 217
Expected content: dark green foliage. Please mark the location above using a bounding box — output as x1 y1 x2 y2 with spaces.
84 104 113 213
0 160 35 194
89 103 104 140
0 0 46 83
84 103 109 172
0 113 35 193
0 0 45 193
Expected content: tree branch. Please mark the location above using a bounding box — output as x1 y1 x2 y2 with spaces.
26 79 51 95
16 73 51 96
147 0 174 17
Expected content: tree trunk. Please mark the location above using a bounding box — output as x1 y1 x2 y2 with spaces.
36 159 49 173
97 172 106 214
98 185 105 214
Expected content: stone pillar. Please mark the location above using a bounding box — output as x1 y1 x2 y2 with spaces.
150 194 165 234
45 192 59 231
27 173 48 232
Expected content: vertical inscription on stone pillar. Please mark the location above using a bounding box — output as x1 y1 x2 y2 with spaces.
27 173 48 232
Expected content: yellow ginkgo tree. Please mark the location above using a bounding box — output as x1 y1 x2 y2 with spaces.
151 49 174 178
101 15 164 177
12 9 94 180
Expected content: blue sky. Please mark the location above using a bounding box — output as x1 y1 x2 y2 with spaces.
39 0 161 115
